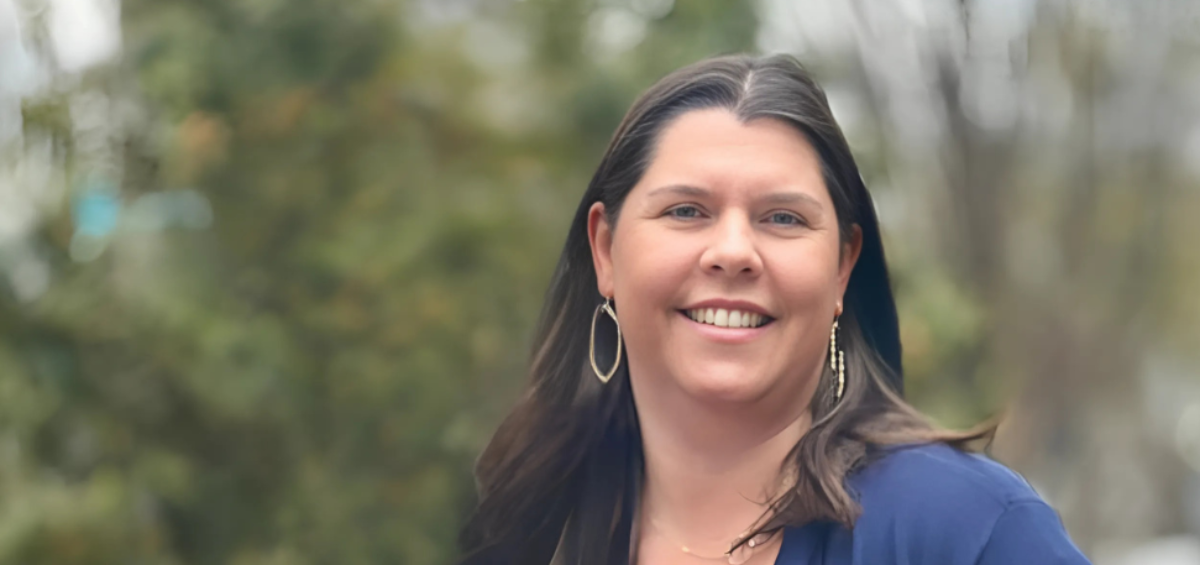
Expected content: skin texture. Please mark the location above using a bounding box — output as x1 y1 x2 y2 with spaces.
587 108 862 564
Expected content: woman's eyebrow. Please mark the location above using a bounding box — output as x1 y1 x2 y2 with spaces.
645 184 709 199
761 191 822 208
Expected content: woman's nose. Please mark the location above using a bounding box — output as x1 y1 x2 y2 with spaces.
698 214 763 277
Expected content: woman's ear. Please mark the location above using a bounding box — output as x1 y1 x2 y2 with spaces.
838 224 863 300
587 202 615 298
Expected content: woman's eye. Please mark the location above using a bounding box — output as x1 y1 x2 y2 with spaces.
667 205 702 219
768 212 805 226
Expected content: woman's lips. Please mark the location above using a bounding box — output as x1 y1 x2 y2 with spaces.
677 310 772 344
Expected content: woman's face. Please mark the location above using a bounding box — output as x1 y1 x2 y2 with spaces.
588 108 861 407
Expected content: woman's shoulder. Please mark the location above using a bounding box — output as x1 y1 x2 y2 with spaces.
850 441 1043 513
822 441 1090 563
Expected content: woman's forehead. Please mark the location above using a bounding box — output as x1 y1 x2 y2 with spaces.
631 108 830 206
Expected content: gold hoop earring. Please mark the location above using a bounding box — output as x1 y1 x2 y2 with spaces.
830 316 845 402
590 297 622 384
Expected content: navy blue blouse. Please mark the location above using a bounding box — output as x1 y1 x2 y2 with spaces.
774 443 1090 564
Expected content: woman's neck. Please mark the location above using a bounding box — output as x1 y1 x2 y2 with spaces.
635 386 813 558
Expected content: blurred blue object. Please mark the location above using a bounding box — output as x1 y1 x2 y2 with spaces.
72 181 121 238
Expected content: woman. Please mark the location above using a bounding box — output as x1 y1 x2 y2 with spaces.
460 54 1090 565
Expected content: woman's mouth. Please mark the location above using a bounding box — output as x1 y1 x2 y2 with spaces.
679 308 774 329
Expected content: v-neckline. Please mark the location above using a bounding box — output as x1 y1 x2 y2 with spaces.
772 524 823 564
771 526 795 564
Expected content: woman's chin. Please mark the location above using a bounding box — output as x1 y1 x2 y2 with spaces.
671 365 776 404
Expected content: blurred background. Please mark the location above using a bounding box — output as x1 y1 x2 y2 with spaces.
1 0 1198 563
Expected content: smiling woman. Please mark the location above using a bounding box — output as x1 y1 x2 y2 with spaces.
459 54 1090 565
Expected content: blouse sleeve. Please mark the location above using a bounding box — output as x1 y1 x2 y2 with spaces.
975 501 1092 565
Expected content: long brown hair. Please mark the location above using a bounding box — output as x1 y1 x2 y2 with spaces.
460 53 991 565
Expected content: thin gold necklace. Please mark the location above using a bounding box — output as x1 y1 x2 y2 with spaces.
644 515 776 565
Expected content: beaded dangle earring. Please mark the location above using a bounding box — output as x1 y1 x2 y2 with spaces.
830 308 845 403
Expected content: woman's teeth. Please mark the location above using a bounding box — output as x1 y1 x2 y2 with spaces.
684 308 769 328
